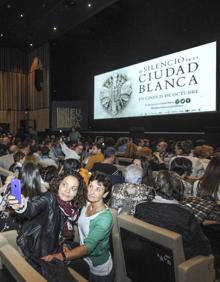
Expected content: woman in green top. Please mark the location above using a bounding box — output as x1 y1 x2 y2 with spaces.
42 172 114 282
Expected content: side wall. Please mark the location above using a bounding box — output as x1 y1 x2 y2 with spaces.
0 44 50 133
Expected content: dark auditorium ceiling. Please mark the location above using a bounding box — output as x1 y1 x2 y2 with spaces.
1 0 220 53
0 0 119 52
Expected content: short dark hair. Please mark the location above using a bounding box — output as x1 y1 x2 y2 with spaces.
13 151 25 163
63 158 82 175
41 146 50 156
176 140 193 155
40 166 58 182
89 171 112 193
170 157 192 176
93 143 104 151
104 147 116 159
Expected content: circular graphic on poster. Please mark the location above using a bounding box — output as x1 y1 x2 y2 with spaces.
100 74 132 116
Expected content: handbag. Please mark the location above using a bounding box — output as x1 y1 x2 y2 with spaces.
27 256 77 282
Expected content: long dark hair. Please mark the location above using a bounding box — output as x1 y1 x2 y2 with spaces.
198 156 220 199
170 157 192 177
50 171 87 209
63 158 82 175
20 162 42 199
154 170 184 202
133 156 154 186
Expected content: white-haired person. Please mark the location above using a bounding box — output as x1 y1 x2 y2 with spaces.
108 164 154 215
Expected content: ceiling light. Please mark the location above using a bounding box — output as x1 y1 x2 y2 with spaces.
29 43 33 47
53 26 57 31
7 4 12 9
0 33 4 37
88 3 92 7
20 14 24 18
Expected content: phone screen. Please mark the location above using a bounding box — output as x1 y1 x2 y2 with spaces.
10 178 21 204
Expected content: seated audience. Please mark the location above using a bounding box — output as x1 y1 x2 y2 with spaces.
85 143 104 171
0 144 18 170
40 165 59 192
60 138 83 161
39 146 58 168
91 147 124 185
136 146 152 161
169 140 205 178
170 157 193 198
124 142 137 159
193 155 220 200
134 170 212 260
109 164 153 215
62 158 90 185
193 145 213 170
90 147 118 175
151 140 168 170
115 137 128 153
9 151 25 175
133 156 154 186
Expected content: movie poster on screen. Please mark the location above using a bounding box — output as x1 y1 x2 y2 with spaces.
94 42 216 119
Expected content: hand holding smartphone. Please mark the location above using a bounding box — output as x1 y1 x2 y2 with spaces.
10 178 21 204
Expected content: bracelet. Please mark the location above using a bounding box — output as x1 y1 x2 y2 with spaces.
61 250 67 261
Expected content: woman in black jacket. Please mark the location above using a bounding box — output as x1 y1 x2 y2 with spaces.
8 162 86 258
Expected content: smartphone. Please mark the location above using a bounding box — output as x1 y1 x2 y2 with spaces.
10 178 21 204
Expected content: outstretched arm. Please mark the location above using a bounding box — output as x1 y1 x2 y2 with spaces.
42 245 88 262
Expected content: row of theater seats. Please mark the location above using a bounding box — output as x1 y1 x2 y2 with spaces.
0 230 87 282
0 210 216 282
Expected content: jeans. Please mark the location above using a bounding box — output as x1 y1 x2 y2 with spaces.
89 267 114 282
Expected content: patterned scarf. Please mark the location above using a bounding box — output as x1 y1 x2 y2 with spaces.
56 196 79 240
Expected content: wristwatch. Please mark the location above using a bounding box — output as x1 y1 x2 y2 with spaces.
61 250 67 261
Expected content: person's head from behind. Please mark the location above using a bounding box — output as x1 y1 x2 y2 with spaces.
125 142 137 158
136 147 152 160
199 155 220 199
0 144 8 156
50 172 86 209
45 141 53 150
87 172 112 204
133 156 149 170
124 164 143 184
104 147 116 163
170 157 192 177
105 137 115 147
40 166 58 183
200 145 214 159
63 158 82 175
18 140 30 155
13 151 25 164
41 146 50 157
175 140 193 156
193 146 202 158
9 144 18 154
21 162 42 199
154 170 184 202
